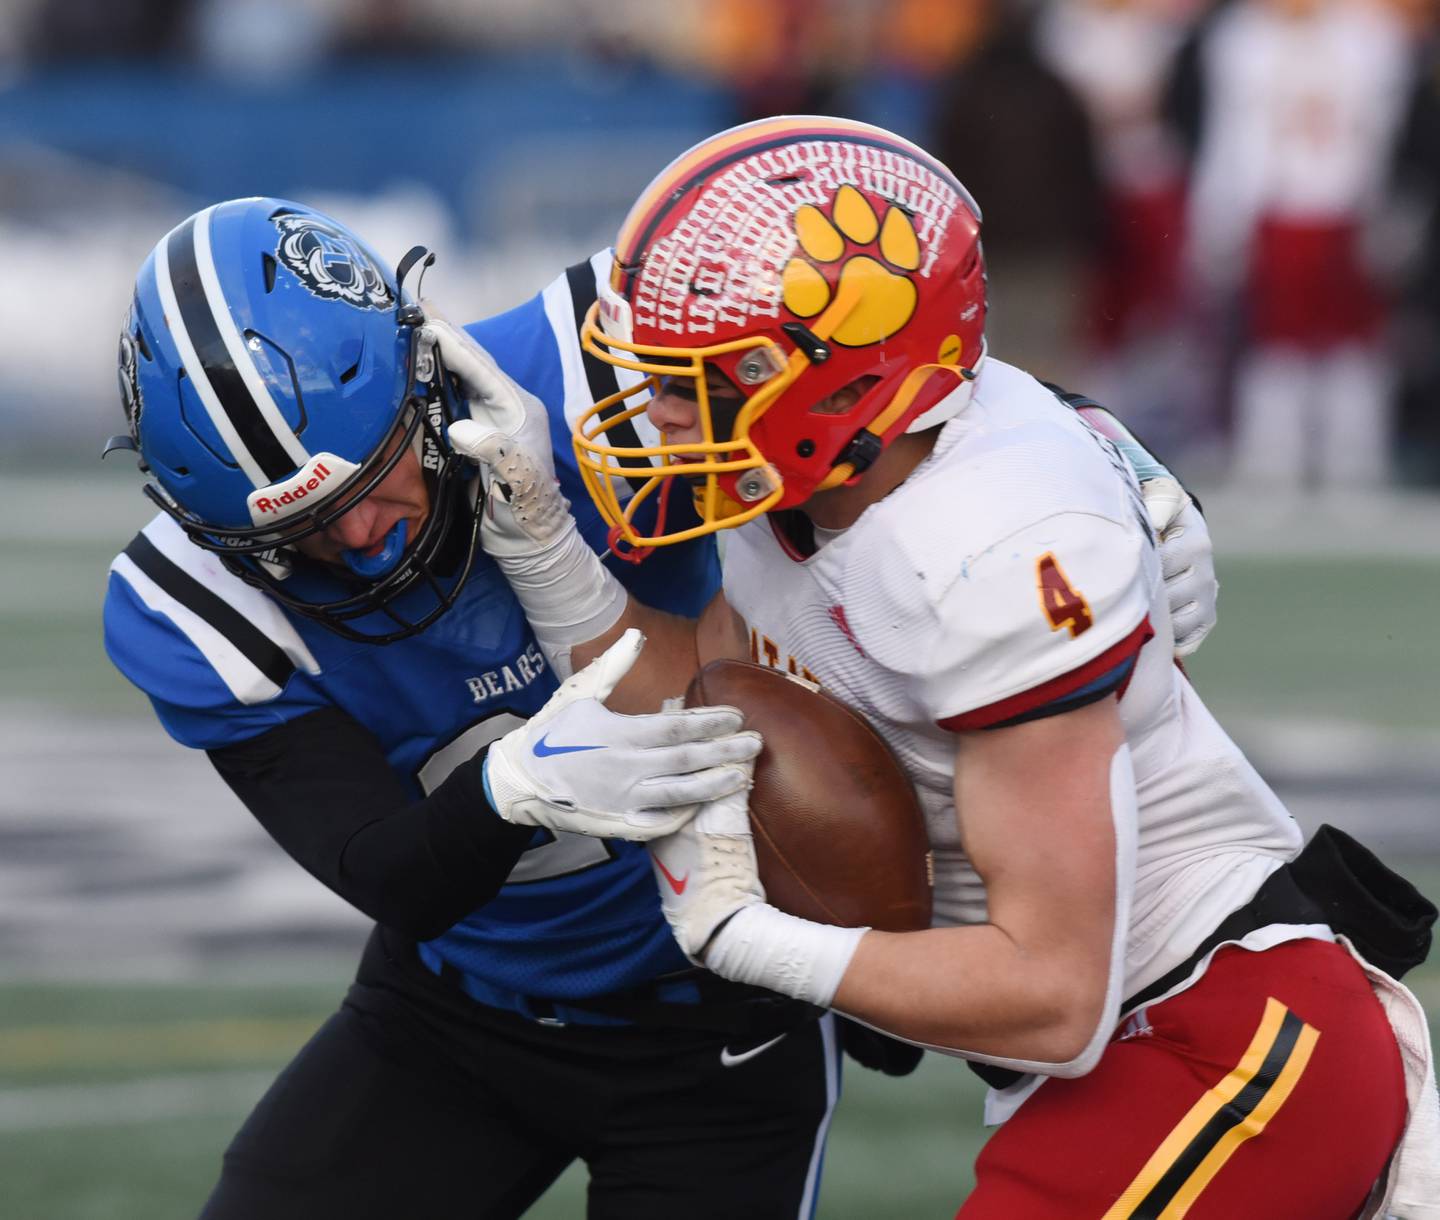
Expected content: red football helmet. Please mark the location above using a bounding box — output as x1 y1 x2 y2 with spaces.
574 115 987 552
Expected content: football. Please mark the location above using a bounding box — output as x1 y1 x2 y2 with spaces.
686 660 931 932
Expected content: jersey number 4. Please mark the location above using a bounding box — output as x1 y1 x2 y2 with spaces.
1037 553 1093 638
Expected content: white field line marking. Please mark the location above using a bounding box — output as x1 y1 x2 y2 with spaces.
0 1070 273 1132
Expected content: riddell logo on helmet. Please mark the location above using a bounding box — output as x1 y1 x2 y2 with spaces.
247 452 360 526
253 463 331 514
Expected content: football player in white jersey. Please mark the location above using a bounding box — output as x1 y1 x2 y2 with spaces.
450 117 1437 1217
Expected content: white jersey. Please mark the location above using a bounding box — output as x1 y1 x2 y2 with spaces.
723 359 1302 1000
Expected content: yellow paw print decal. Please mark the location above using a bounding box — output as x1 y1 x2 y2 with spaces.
782 185 920 347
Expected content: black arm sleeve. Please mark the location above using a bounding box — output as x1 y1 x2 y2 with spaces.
207 707 537 941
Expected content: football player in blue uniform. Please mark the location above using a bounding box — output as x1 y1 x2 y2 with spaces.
102 198 838 1220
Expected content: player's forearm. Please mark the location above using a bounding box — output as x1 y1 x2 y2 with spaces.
833 922 1113 1066
566 596 702 712
567 588 744 713
210 709 535 940
335 750 536 939
850 710 1133 1070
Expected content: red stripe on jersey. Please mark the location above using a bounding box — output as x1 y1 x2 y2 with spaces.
937 616 1154 732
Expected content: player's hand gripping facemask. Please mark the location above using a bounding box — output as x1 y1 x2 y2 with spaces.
432 316 626 678
428 313 570 559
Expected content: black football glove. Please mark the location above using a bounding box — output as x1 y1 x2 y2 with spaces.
837 1016 925 1077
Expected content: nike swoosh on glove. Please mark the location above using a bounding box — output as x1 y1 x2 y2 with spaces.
484 629 762 840
649 783 767 964
649 783 867 1008
1142 476 1218 659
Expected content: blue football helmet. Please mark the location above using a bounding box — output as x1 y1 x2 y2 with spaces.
110 197 481 642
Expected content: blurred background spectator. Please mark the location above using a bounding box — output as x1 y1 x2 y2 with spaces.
1391 0 1440 483
0 0 1436 479
24 0 193 62
1035 0 1201 452
926 0 1105 384
1182 0 1415 491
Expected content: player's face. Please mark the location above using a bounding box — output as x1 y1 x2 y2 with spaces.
292 446 430 568
645 364 745 451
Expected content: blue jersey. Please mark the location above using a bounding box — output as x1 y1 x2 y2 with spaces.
104 253 720 1008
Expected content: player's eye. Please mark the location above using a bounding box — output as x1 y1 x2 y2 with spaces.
657 375 700 403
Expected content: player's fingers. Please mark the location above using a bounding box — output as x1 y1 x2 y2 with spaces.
1170 592 1217 654
639 735 762 778
636 763 755 807
692 786 754 835
1141 476 1189 534
1163 563 1197 587
620 806 700 836
587 628 646 702
448 418 505 461
1173 620 1215 659
423 320 516 405
640 705 750 746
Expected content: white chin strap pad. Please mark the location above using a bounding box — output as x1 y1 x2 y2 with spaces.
906 343 986 434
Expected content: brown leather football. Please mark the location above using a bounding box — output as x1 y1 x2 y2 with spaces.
685 659 931 932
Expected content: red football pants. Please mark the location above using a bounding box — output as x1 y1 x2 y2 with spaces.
958 939 1406 1219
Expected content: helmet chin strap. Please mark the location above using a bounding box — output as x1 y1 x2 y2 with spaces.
343 518 409 578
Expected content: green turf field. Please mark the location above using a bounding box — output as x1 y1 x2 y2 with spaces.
0 977 994 1219
1188 554 1440 732
3 474 1438 1217
4 936 1440 1219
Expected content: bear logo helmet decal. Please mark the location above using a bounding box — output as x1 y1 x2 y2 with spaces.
272 212 395 311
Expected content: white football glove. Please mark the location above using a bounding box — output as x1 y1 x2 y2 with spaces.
1142 476 1218 659
420 312 569 559
649 785 867 1007
484 629 761 840
650 785 767 961
423 309 626 677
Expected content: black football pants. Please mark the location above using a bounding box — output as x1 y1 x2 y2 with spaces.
199 927 839 1220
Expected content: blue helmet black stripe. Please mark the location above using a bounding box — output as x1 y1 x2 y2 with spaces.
165 213 297 483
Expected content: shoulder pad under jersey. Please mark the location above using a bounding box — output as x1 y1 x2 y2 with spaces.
105 514 323 747
841 384 1158 729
